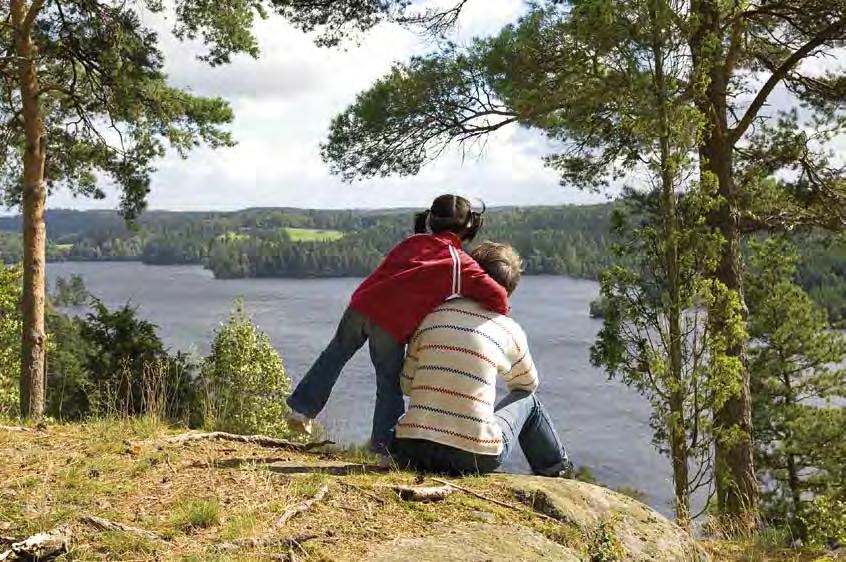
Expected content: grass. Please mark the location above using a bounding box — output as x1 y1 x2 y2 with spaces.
283 227 345 242
0 419 556 560
170 498 221 533
1 420 840 561
700 539 840 562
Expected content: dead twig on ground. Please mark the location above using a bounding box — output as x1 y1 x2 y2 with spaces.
215 534 319 553
337 481 387 505
431 477 560 523
137 432 334 452
381 484 454 502
79 515 162 541
276 484 330 527
0 426 33 433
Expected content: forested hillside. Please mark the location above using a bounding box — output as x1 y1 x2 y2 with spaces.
0 205 843 324
0 205 616 278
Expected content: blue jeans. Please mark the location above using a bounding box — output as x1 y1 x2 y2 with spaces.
287 307 405 454
392 391 571 476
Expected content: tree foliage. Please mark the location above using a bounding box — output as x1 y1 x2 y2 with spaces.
198 303 292 437
322 0 846 526
80 299 195 419
0 265 22 417
0 0 237 218
1 0 458 421
747 238 846 540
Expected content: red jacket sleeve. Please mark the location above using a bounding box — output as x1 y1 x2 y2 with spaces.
459 253 510 314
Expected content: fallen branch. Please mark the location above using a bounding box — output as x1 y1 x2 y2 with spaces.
79 515 162 541
276 484 330 527
215 534 319 552
140 432 334 452
10 525 71 560
0 426 33 433
382 484 453 502
431 478 560 523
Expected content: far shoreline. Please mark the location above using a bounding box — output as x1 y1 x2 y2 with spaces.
46 258 602 283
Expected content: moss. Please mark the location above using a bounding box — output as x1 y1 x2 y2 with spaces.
588 516 625 561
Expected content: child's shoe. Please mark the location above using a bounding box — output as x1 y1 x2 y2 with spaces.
555 459 575 479
286 410 314 436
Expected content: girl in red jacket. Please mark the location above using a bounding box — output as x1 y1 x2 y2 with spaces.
286 194 510 454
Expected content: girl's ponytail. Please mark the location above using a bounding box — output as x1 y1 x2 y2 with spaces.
414 210 431 234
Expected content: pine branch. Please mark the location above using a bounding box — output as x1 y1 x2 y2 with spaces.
731 19 846 143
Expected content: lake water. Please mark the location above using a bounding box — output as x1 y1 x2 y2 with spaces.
47 262 673 514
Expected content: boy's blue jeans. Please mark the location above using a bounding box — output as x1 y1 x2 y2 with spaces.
392 390 571 476
287 307 405 454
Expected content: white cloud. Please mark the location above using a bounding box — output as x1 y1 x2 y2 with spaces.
43 0 605 213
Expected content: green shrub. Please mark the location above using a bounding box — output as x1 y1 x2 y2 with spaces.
0 265 22 417
80 299 197 421
801 494 846 550
45 307 93 420
198 302 292 436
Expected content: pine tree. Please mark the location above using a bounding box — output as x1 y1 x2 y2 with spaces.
747 238 846 540
0 0 435 420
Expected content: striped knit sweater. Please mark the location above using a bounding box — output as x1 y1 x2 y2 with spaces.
396 298 539 455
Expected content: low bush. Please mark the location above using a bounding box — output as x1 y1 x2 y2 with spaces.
198 302 293 437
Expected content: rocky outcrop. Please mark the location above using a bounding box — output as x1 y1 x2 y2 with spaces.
497 475 704 561
356 474 703 562
362 522 581 562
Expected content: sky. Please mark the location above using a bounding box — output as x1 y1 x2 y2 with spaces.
41 0 610 213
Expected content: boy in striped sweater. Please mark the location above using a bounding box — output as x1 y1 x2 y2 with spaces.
392 242 573 477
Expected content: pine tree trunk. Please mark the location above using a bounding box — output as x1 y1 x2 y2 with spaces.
12 0 47 421
651 0 691 529
690 0 757 532
702 84 757 533
782 375 805 540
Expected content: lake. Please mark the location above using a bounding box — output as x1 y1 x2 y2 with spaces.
47 261 673 514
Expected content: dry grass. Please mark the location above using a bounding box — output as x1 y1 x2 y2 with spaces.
700 540 841 562
0 419 586 561
3 420 837 561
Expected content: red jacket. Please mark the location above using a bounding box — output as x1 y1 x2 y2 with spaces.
349 232 510 343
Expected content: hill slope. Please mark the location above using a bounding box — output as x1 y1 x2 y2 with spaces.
0 420 710 561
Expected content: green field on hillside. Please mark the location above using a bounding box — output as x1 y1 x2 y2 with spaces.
284 227 345 242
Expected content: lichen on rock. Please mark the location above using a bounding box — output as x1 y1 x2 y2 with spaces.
495 475 706 561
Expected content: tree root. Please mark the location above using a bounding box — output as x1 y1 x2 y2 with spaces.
79 516 162 541
276 484 330 527
137 431 334 452
431 477 560 523
0 426 33 433
215 534 319 553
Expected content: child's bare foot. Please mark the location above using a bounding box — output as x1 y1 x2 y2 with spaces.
286 410 313 436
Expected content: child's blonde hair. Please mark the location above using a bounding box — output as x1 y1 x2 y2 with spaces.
470 242 524 295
